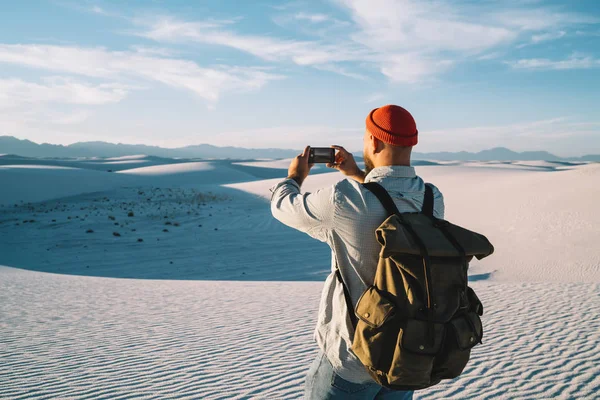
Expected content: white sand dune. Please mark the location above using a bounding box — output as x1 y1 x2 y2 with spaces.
0 165 139 207
229 163 600 283
104 155 149 161
1 267 598 399
117 161 259 186
1 158 599 399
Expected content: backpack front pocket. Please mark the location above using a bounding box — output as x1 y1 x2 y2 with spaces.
351 286 398 372
432 311 483 380
386 319 445 387
355 286 396 328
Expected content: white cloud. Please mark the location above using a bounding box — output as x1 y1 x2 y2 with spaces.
491 9 599 31
339 0 516 53
364 92 384 104
0 44 283 102
294 13 330 23
133 1 599 85
136 16 363 66
91 6 107 15
313 64 368 80
381 54 454 83
507 54 600 70
0 77 130 108
531 30 566 43
478 52 504 61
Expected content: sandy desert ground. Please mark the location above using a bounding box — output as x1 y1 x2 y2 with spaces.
0 154 599 399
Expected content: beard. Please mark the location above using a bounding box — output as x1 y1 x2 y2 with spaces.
364 152 375 175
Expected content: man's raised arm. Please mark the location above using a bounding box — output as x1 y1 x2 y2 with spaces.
269 146 334 243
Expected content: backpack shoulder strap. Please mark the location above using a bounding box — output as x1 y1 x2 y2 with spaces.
363 181 435 217
362 182 400 216
335 268 358 329
422 183 434 217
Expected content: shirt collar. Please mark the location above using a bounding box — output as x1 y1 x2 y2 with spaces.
364 165 416 183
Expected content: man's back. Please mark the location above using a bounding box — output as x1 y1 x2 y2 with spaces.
271 165 444 383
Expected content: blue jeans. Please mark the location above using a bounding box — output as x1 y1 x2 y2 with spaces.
304 350 414 400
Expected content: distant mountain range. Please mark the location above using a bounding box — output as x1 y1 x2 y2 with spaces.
1 135 599 161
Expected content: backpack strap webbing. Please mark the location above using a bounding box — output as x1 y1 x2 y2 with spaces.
362 181 435 217
422 183 434 217
335 268 358 329
362 182 400 216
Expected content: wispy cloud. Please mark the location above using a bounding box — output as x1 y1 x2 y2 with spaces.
365 92 385 103
507 54 600 70
91 5 108 15
132 1 599 84
135 16 364 67
491 9 599 31
0 44 283 102
516 30 567 48
294 13 330 23
0 77 130 108
531 30 567 43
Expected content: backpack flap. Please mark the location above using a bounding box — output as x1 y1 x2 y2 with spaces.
449 312 483 350
401 319 445 355
376 214 494 260
355 286 396 328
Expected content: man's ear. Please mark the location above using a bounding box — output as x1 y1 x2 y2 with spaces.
371 135 384 154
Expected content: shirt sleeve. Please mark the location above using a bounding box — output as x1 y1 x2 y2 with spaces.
432 186 445 219
269 178 335 243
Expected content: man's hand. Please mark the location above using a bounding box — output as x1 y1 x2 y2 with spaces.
287 146 314 186
327 145 366 183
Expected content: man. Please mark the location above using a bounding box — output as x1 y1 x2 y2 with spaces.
270 105 444 399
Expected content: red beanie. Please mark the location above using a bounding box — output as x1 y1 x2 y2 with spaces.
366 105 418 147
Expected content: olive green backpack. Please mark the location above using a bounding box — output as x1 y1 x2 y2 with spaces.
336 182 494 391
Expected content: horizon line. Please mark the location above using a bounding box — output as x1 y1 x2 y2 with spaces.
2 135 599 158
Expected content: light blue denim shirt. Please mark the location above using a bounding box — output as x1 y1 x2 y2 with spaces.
270 166 445 383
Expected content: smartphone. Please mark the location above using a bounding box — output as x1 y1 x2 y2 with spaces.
308 147 335 164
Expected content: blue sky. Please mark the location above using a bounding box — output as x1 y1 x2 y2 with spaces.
1 0 599 156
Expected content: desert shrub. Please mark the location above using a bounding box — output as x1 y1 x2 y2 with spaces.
113 232 121 237
128 211 134 217
86 229 94 233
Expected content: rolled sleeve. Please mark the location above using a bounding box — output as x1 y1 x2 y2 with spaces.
270 178 335 243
